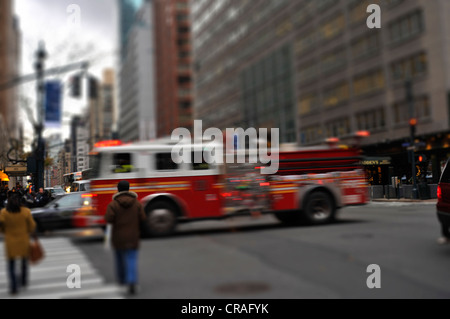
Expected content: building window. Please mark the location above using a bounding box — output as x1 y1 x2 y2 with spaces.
297 60 319 83
300 124 324 145
319 14 345 41
326 117 351 138
295 29 319 54
315 0 338 12
356 108 386 131
390 52 427 81
298 94 319 116
349 0 373 24
241 45 295 143
321 47 346 74
353 69 385 97
351 32 380 60
393 95 430 125
385 0 405 8
389 10 424 44
323 82 350 108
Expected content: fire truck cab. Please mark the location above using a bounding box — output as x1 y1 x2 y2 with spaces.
85 139 369 237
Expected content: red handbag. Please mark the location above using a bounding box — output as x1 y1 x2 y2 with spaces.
29 236 44 264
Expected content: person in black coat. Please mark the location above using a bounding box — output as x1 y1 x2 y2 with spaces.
34 188 50 208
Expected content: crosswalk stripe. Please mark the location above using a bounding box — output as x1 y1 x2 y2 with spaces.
16 285 125 299
0 268 100 285
0 253 90 266
0 277 105 294
0 237 123 299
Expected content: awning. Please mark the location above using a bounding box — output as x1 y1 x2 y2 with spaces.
361 157 392 166
4 165 28 177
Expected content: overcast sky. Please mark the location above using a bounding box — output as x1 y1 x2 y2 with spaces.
14 0 119 143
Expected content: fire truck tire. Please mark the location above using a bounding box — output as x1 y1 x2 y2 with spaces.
302 191 336 225
143 201 177 237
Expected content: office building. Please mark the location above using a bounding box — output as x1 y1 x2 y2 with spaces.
118 0 157 142
154 0 193 137
191 0 450 183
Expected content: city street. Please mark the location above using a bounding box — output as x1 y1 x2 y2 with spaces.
3 200 448 299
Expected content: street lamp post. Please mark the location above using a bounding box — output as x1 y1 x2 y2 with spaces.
405 78 418 199
34 41 47 190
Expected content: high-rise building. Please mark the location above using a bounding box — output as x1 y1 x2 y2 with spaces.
57 139 72 186
154 0 193 137
191 0 297 143
118 0 157 142
119 0 144 61
100 69 116 140
0 0 21 172
75 122 90 173
70 113 90 174
45 133 62 187
191 0 450 184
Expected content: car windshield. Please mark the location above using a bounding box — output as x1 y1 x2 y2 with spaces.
440 159 450 183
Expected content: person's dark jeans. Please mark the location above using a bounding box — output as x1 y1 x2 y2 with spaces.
8 258 28 294
114 250 138 285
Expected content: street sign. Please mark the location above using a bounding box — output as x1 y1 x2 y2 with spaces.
44 80 62 128
407 146 416 151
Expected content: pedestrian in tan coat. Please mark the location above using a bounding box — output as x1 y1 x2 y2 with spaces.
0 191 36 295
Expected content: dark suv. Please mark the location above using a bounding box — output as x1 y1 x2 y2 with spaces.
437 159 450 239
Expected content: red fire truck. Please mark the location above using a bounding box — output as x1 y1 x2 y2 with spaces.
74 139 369 236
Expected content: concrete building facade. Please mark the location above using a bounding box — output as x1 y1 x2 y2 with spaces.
118 0 157 142
191 0 450 184
154 0 193 138
0 0 21 177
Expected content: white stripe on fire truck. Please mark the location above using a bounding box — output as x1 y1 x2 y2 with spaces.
270 187 298 192
91 181 190 189
93 184 191 192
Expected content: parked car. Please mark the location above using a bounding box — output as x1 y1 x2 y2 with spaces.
45 187 66 200
31 191 96 233
437 158 450 240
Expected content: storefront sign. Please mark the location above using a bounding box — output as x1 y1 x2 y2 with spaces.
362 157 391 166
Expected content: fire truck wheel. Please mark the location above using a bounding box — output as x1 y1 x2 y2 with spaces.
143 201 177 237
302 191 336 225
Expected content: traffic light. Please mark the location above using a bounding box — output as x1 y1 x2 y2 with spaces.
417 154 427 163
71 74 82 97
89 76 98 99
409 118 417 137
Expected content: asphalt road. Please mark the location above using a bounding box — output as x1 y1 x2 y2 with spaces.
59 200 450 299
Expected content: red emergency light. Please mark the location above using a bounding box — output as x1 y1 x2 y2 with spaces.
94 140 123 148
81 193 97 198
356 130 370 137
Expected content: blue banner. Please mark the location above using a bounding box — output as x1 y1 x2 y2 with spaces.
44 81 62 128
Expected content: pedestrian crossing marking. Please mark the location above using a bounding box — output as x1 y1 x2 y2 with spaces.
0 237 124 299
